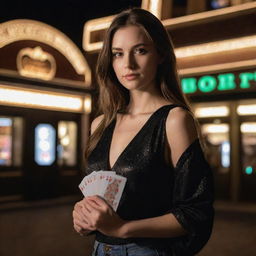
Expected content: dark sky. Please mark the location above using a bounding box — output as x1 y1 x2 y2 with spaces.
1 0 142 50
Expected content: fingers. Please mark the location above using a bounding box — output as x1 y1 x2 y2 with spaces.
74 223 83 233
73 212 96 232
79 229 91 236
86 195 107 206
86 196 111 212
74 222 93 236
72 196 110 234
73 203 98 230
73 204 93 232
73 211 86 229
74 200 83 210
74 218 89 230
85 198 102 211
74 201 90 220
73 209 85 222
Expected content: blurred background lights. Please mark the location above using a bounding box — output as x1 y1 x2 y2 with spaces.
84 95 92 113
39 140 50 151
0 118 12 126
240 123 256 133
38 127 50 140
245 166 253 175
203 124 229 133
0 86 84 112
35 124 56 166
211 0 230 9
237 104 256 115
221 141 230 168
195 106 229 117
58 125 67 138
61 136 70 146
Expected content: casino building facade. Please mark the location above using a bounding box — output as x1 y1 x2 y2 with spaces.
0 20 93 201
0 0 255 203
83 0 256 202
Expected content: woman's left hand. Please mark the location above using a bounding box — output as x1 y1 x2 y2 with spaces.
81 195 128 238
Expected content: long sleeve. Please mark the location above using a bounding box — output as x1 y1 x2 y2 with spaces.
170 138 215 256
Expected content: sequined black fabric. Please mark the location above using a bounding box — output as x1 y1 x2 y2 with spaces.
86 104 214 255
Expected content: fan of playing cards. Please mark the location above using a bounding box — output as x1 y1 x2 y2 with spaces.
78 170 127 211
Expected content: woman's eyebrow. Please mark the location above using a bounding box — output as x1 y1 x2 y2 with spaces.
112 43 149 51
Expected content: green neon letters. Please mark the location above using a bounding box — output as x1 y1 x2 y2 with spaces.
239 73 256 89
181 71 256 94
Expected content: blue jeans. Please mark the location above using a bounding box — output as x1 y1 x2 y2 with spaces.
92 240 172 256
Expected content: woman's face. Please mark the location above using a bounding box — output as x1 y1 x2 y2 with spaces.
111 25 161 92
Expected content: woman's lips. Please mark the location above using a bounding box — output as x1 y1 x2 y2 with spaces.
123 74 140 81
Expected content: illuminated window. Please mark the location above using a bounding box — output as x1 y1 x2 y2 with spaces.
57 121 77 166
0 117 23 167
201 123 230 172
241 122 256 175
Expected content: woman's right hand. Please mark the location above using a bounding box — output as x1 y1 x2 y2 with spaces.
72 199 96 236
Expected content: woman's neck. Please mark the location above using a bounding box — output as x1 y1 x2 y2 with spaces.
126 90 172 115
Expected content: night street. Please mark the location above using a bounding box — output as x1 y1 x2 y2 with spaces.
1 1 256 256
0 197 255 256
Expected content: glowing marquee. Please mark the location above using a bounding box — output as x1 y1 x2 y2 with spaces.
0 19 91 85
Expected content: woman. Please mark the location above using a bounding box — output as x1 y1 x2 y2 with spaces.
73 8 214 256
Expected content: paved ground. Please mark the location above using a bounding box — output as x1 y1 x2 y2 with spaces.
0 197 255 256
198 202 256 256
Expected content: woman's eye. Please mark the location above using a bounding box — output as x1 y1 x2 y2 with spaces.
112 52 123 58
134 48 147 54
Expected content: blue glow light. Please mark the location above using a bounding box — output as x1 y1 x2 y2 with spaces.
35 124 56 166
221 141 230 168
0 118 12 126
211 0 230 9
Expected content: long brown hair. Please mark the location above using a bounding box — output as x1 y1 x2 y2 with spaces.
85 8 196 159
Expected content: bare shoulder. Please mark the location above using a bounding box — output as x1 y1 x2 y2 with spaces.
90 114 104 135
166 107 197 133
166 107 198 166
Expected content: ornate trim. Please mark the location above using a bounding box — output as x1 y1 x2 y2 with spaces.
0 19 91 85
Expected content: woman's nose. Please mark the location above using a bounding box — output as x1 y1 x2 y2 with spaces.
124 53 136 69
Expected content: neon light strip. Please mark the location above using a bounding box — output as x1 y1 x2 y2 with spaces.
241 122 256 133
195 106 229 117
178 60 256 76
237 105 256 115
202 124 229 133
175 35 256 58
0 85 84 112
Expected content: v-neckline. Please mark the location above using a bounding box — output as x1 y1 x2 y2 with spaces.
107 104 175 170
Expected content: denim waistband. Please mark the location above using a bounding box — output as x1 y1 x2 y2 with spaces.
92 240 172 256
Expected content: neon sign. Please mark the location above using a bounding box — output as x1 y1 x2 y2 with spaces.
181 71 256 94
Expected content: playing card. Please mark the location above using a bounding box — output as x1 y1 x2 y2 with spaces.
79 171 96 197
103 174 127 211
78 170 127 211
78 176 87 196
96 171 115 196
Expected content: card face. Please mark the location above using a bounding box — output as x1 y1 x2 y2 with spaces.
78 177 87 197
78 170 127 211
78 171 97 197
103 175 127 211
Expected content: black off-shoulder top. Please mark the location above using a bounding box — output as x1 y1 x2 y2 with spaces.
86 104 215 255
